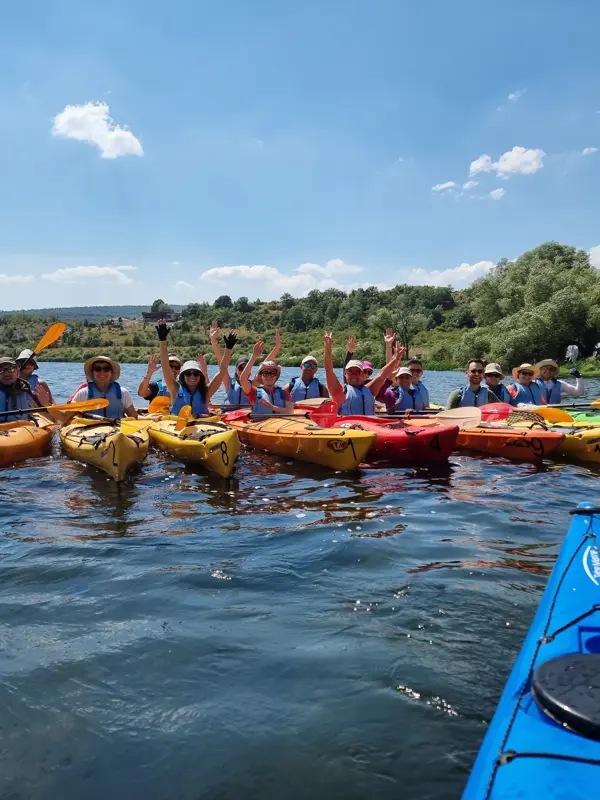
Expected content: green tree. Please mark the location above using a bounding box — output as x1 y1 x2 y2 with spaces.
214 295 233 309
151 299 173 314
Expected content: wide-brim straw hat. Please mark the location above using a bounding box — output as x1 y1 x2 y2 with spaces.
84 355 121 381
535 359 559 372
511 363 539 380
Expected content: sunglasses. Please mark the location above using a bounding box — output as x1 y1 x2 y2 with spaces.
302 364 317 369
470 369 484 374
519 371 534 377
261 370 278 377
486 373 502 378
410 368 422 374
0 365 17 374
346 369 363 375
184 370 201 378
93 365 112 372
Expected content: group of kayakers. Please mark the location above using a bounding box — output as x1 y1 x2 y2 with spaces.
0 320 585 424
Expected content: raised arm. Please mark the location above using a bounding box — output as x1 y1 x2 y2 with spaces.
560 369 584 397
368 343 406 397
344 335 359 372
265 328 281 362
384 328 396 363
156 320 179 401
138 354 160 399
195 352 209 382
239 341 264 395
324 332 345 405
206 332 237 401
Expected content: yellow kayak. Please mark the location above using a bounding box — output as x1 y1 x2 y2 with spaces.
551 424 600 464
0 414 56 467
60 417 149 481
124 416 240 478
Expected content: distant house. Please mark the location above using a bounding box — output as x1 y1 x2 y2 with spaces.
142 311 181 323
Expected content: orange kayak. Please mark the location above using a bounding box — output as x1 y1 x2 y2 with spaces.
222 412 375 470
0 414 56 467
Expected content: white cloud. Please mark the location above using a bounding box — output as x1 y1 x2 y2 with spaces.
201 259 367 295
582 147 598 156
508 89 526 102
463 180 478 190
51 102 143 159
405 260 495 289
173 280 194 290
470 146 545 177
431 181 458 192
0 273 34 284
589 246 600 269
42 265 137 285
489 188 505 200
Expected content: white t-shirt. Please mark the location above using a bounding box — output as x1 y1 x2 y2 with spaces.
71 386 134 409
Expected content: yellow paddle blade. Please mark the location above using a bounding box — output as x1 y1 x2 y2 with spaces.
49 398 110 413
175 405 192 431
33 322 66 355
591 399 600 409
148 395 172 413
533 407 575 423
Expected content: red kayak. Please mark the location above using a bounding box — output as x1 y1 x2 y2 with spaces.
333 415 459 465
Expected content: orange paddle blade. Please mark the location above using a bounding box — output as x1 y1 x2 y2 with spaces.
33 322 66 355
148 396 172 413
175 405 192 431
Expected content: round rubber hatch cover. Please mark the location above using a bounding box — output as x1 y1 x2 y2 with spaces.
533 653 600 741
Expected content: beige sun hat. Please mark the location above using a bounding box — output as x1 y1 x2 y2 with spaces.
511 363 539 380
257 360 281 376
345 359 365 371
484 362 504 378
535 359 559 372
84 355 121 381
395 367 412 377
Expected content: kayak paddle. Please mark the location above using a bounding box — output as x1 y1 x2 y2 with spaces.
224 400 339 428
0 397 109 419
31 322 67 358
480 402 514 422
175 405 192 431
148 396 172 414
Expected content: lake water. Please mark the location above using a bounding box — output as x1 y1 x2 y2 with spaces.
2 363 600 800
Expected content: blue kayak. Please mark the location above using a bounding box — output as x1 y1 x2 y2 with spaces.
463 502 600 799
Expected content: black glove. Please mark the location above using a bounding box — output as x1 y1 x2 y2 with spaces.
570 368 581 378
156 322 170 341
223 332 238 350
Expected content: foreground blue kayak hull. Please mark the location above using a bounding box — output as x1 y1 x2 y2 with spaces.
463 503 600 799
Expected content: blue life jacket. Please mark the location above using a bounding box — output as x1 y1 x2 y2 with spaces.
339 384 375 416
251 386 287 415
172 386 208 416
0 384 32 421
535 377 561 404
391 386 417 411
155 379 171 398
484 381 512 405
458 385 492 407
411 382 429 409
509 382 543 406
226 380 251 406
87 381 124 419
289 376 322 401
26 374 40 391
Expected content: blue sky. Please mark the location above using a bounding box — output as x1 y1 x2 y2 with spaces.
0 0 599 310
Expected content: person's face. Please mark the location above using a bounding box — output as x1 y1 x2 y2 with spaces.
345 367 365 387
20 360 35 378
182 369 202 390
485 372 502 387
0 364 18 386
92 362 113 387
169 361 181 378
301 363 318 382
540 365 556 381
398 374 411 390
236 362 249 379
467 363 484 386
518 369 534 386
260 368 279 387
409 365 422 382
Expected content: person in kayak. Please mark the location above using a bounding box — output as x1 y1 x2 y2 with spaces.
446 359 500 408
324 332 405 416
157 321 237 415
482 363 513 405
209 321 281 406
68 356 138 419
382 367 423 411
535 359 584 403
237 342 294 414
0 356 39 421
406 358 430 409
507 363 543 405
15 349 54 406
343 328 397 401
137 353 182 402
283 356 329 401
